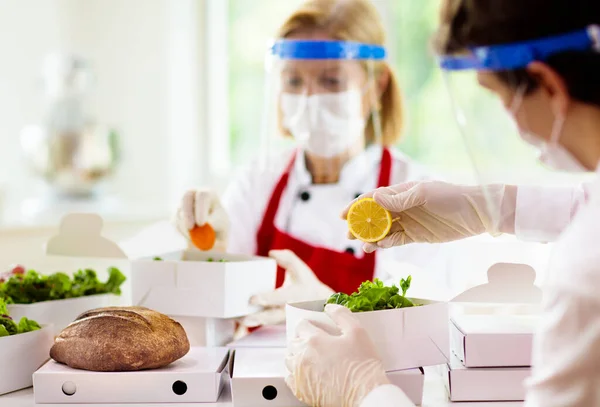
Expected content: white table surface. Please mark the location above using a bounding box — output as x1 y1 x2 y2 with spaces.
0 368 523 407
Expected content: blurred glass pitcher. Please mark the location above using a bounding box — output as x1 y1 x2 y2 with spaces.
20 53 120 197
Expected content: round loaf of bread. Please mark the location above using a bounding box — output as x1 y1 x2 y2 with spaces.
50 306 190 371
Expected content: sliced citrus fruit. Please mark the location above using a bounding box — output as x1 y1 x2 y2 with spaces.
190 224 216 251
347 197 392 243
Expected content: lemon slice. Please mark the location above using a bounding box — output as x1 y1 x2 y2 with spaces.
347 198 392 243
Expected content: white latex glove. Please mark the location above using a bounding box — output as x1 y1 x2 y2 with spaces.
240 249 334 328
285 304 392 407
342 181 514 253
175 189 230 251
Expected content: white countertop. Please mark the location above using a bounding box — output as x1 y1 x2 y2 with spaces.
0 368 522 407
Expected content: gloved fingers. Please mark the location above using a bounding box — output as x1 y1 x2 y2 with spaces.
284 353 296 375
324 304 359 334
376 231 415 249
180 190 197 231
239 307 285 328
295 319 327 340
194 190 214 226
362 242 378 253
361 220 406 252
249 285 297 307
373 185 425 213
207 207 230 240
285 372 298 398
268 249 314 281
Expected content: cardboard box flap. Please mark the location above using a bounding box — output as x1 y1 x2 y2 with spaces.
45 213 127 259
452 314 539 334
451 263 542 305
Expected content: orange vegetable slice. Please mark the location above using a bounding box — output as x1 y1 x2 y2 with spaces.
190 224 216 251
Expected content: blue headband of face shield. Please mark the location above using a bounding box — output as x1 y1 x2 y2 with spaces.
439 25 600 71
269 39 386 60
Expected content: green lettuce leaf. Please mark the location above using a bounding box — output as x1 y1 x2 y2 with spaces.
0 267 126 304
325 276 415 313
17 317 41 334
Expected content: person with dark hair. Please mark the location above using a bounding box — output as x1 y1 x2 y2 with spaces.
286 1 600 406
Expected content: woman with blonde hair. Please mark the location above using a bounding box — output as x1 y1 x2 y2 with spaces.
175 0 438 328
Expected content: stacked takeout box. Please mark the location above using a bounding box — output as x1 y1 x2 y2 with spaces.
443 263 542 402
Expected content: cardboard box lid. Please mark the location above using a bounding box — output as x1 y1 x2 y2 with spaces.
227 325 287 348
36 346 230 376
448 354 530 372
45 213 128 259
450 262 542 305
452 314 539 334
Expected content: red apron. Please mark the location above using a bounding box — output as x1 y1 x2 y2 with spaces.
255 148 392 294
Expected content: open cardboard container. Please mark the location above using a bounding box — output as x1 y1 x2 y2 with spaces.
4 214 130 335
286 263 542 372
0 324 54 395
33 346 230 404
451 314 537 368
444 354 530 402
131 249 277 346
229 347 424 407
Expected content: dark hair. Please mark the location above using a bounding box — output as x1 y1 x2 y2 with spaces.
434 0 600 105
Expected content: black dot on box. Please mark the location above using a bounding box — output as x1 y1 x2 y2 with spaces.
172 380 187 395
262 385 278 400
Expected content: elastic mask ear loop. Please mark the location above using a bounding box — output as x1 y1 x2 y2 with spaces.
509 84 527 134
548 115 566 146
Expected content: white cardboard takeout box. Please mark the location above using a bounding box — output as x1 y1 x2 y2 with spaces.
0 325 54 395
444 355 530 402
451 314 537 368
33 347 230 404
229 348 425 407
131 249 277 346
286 263 542 372
131 250 277 319
4 213 130 335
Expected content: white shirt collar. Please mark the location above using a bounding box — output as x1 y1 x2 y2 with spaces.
292 145 383 192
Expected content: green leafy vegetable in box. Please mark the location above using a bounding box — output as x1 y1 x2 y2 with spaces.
0 298 41 337
0 267 126 305
326 276 415 312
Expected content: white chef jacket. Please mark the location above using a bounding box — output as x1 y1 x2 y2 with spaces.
221 144 441 280
523 175 600 406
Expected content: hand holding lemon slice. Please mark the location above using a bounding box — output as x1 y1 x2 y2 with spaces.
346 198 394 243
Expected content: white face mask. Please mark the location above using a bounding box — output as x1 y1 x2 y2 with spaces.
280 89 366 158
510 87 587 172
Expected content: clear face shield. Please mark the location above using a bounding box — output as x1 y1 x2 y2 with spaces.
259 39 386 181
438 25 600 233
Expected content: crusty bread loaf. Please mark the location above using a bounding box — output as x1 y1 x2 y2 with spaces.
50 306 190 371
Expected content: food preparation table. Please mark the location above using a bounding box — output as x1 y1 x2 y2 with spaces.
0 368 523 407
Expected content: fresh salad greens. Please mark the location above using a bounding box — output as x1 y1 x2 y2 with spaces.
153 257 163 261
206 258 227 262
326 277 415 312
0 298 41 337
0 267 126 304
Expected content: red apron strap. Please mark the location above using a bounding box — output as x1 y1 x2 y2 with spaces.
255 152 296 257
377 148 392 188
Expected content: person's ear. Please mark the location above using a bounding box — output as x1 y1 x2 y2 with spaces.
526 61 571 117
